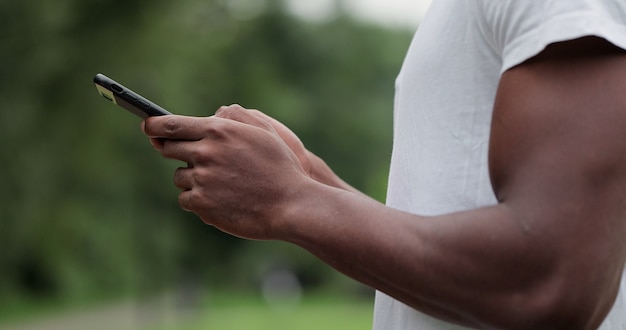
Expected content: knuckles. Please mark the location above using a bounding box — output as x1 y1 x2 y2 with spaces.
203 119 231 141
191 167 214 186
178 190 194 212
179 189 218 227
188 146 214 165
163 117 182 137
178 188 206 213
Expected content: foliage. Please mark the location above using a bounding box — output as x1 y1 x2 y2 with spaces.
0 0 413 306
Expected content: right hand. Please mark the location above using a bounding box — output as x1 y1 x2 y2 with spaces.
243 110 316 178
239 109 360 194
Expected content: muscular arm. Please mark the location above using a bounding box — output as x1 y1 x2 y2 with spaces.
281 37 626 328
143 37 626 329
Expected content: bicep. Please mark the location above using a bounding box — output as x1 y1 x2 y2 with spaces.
490 37 626 202
488 36 626 321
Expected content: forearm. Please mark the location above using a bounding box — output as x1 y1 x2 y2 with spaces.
279 180 603 329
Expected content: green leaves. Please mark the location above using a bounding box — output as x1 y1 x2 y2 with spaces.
0 0 412 304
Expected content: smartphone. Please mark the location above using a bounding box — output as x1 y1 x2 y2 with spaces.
94 73 172 118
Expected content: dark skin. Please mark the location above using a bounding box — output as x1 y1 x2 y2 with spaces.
142 36 626 329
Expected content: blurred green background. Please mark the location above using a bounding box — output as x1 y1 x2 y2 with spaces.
0 0 414 328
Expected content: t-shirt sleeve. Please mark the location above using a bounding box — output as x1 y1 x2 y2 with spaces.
476 0 626 74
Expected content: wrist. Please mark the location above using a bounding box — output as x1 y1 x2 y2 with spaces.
274 178 336 244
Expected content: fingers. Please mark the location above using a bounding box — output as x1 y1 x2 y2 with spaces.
217 105 307 153
174 166 193 191
215 104 275 132
174 167 205 213
159 139 213 164
178 190 194 212
143 115 211 141
143 105 274 141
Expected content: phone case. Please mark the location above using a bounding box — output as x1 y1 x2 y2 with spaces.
94 73 172 118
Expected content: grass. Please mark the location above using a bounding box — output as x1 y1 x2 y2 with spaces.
0 291 374 330
145 292 374 330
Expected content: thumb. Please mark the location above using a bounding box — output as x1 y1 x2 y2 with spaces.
215 104 274 132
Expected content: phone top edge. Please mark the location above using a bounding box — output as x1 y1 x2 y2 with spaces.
93 73 173 117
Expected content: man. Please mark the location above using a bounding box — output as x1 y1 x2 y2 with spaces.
143 1 626 329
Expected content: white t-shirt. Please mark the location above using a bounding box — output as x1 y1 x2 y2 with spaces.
374 1 626 329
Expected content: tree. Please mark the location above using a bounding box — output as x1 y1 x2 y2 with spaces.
0 0 413 306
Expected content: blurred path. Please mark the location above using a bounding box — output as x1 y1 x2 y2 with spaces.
0 294 198 330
